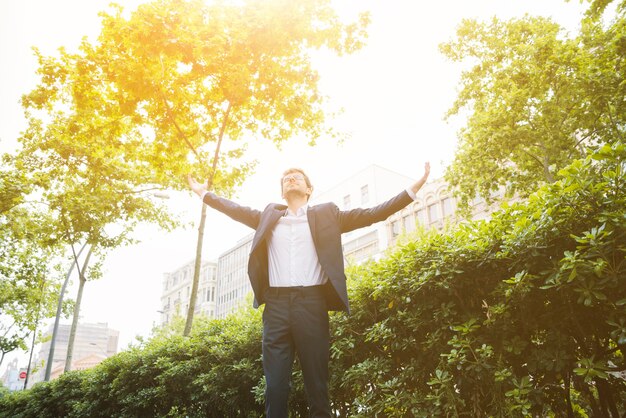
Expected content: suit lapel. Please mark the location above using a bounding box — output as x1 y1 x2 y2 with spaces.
307 205 318 248
251 206 286 253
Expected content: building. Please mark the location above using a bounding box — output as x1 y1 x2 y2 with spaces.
312 164 416 264
46 353 110 381
160 258 218 325
215 233 253 318
28 322 119 387
385 177 510 246
1 358 27 392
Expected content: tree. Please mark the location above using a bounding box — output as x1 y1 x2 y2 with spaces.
11 124 177 378
440 4 626 210
16 38 180 377
0 163 62 368
14 0 368 370
584 0 626 18
69 0 369 334
64 245 94 373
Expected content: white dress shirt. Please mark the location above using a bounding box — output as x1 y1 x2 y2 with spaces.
267 205 326 287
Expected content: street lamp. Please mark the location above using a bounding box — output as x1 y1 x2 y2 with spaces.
151 191 170 199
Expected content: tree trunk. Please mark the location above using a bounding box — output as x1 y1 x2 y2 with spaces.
24 323 38 389
24 279 46 389
183 102 231 336
44 242 87 381
184 202 208 337
65 245 94 372
579 379 603 417
565 371 574 418
543 153 555 183
596 378 620 418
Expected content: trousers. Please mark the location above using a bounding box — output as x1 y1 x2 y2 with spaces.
262 286 331 418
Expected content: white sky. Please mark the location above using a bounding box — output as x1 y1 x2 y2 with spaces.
1 0 585 366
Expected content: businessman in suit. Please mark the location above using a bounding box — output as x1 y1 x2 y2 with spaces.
187 162 430 418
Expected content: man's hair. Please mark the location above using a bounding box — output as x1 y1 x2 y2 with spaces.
281 168 313 200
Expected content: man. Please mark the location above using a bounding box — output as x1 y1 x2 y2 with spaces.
187 162 430 417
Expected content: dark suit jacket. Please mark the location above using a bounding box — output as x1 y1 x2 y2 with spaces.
203 189 414 312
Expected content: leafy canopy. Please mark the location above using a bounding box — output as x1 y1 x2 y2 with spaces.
441 5 626 211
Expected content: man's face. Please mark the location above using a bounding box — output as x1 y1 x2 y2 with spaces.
282 172 312 200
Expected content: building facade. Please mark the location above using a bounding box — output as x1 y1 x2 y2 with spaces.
214 234 254 318
312 164 417 264
1 358 27 392
28 322 119 387
160 258 218 325
385 177 509 246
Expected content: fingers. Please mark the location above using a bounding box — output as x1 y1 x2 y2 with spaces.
187 174 208 197
187 175 201 195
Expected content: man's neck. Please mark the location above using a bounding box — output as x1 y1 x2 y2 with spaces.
286 196 308 214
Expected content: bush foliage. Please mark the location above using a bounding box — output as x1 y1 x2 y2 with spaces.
1 143 625 417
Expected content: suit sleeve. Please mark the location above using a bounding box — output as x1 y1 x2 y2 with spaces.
337 190 413 233
202 192 262 230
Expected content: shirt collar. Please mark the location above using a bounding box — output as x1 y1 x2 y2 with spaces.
286 204 308 217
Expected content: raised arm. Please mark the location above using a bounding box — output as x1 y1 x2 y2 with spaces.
187 174 261 230
338 162 431 232
409 162 430 196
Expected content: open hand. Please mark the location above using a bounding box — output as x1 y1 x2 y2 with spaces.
187 174 207 197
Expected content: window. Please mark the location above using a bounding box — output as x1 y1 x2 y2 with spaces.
360 185 369 205
428 203 440 223
442 197 453 217
391 220 401 237
343 195 351 210
403 214 414 232
416 209 426 225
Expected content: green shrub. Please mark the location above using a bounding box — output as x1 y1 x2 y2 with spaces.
330 142 626 417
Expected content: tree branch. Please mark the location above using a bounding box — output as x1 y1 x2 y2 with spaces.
159 91 201 160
